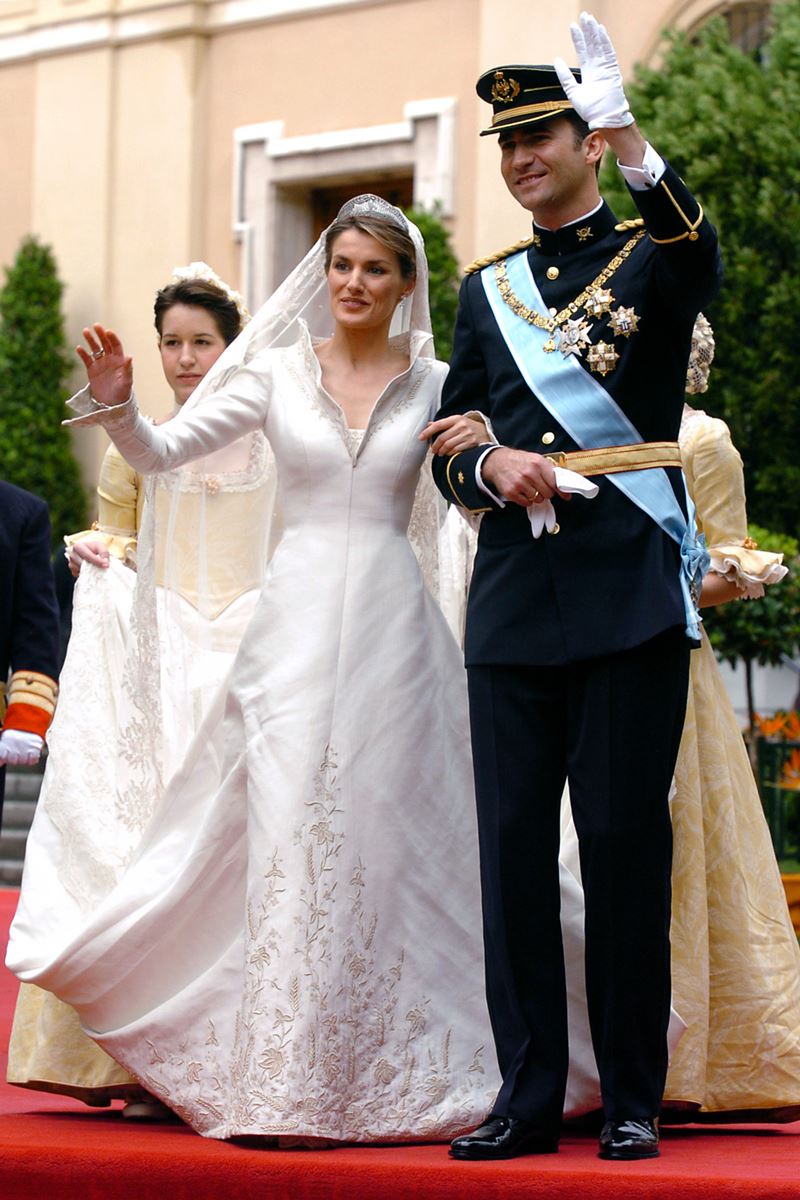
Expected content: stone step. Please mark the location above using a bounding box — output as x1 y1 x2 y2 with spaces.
2 798 37 834
0 858 23 887
1 769 43 888
0 826 28 862
3 768 44 804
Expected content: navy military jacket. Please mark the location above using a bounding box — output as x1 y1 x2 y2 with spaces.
0 481 60 686
433 163 722 666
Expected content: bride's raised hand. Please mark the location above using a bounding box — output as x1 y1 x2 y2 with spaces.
420 413 493 457
76 323 133 409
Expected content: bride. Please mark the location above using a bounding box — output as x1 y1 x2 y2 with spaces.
8 197 605 1141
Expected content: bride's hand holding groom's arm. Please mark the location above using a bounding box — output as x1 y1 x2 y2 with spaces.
420 412 493 457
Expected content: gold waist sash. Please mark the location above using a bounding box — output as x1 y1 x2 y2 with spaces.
546 441 681 478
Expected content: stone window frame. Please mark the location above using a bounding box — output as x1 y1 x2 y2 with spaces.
232 98 456 309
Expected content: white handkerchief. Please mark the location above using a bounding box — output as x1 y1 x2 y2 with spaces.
526 466 599 539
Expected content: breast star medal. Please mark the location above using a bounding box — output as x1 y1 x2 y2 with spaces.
585 288 614 318
608 305 640 337
556 318 593 357
586 341 620 376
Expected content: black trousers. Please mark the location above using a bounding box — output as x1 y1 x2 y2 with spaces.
467 626 691 1126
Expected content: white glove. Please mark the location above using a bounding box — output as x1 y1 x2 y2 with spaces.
554 11 634 131
527 466 599 538
0 729 45 766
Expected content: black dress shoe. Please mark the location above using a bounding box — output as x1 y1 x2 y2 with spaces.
598 1118 660 1160
450 1115 559 1160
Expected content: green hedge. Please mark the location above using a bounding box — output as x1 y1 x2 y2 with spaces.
0 236 87 543
405 206 460 361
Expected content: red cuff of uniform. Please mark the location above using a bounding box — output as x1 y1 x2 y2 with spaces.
2 702 52 740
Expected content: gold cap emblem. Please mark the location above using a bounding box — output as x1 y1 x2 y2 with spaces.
491 72 520 104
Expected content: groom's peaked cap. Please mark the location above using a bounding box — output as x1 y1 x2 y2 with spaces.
477 65 581 136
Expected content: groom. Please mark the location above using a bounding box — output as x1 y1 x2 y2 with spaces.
432 13 722 1160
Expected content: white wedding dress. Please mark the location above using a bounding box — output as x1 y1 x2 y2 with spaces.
9 332 488 1139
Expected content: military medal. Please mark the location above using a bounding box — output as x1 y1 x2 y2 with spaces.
493 230 645 368
556 318 593 357
585 288 614 318
586 341 620 375
608 305 640 337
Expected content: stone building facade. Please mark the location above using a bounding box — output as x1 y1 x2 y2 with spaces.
0 0 770 473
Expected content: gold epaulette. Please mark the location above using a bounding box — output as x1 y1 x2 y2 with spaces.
614 218 645 233
464 236 533 275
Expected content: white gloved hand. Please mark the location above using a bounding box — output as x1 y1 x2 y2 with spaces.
0 729 45 766
553 11 634 131
527 466 599 538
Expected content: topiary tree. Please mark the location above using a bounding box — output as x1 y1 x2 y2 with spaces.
405 205 460 361
599 0 800 539
0 236 87 543
704 524 800 731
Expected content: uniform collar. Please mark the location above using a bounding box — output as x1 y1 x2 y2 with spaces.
530 200 618 256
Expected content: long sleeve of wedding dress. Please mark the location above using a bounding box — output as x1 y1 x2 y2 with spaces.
64 352 274 474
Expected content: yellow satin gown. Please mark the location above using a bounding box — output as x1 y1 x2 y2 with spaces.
663 407 800 1117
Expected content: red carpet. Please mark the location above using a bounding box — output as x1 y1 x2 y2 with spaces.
1 887 799 1199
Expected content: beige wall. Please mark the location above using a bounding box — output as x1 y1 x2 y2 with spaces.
105 36 210 416
202 0 481 282
0 61 35 272
0 0 727 488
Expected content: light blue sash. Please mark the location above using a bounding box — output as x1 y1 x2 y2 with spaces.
482 250 707 639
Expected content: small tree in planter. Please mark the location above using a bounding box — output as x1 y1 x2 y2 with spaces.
0 236 87 543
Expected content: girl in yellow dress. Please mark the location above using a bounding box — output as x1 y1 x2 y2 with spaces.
664 320 800 1117
6 265 257 1117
